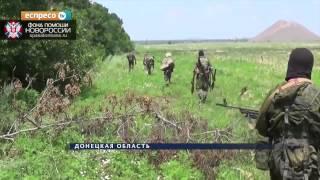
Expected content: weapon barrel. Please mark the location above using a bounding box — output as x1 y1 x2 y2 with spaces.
216 103 255 111
216 103 259 119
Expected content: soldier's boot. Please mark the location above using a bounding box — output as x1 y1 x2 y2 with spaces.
165 79 169 86
201 96 207 103
202 91 208 103
198 90 208 103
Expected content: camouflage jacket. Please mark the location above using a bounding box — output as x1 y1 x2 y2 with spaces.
256 78 320 139
194 57 212 77
127 54 136 62
160 57 174 71
143 56 154 65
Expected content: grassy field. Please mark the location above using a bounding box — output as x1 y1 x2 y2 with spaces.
1 42 320 179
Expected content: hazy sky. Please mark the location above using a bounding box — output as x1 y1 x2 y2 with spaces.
94 0 320 40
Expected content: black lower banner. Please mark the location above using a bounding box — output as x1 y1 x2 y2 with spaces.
69 143 272 150
0 20 76 40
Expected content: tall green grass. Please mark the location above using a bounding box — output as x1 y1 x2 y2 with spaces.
2 42 320 179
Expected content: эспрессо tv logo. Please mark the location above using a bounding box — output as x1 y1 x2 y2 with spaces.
4 21 23 39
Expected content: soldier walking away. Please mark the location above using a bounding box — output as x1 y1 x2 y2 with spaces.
160 52 175 86
191 50 215 103
127 52 136 72
255 48 320 180
143 53 155 75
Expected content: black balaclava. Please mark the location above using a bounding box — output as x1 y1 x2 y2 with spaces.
198 50 205 57
285 48 314 81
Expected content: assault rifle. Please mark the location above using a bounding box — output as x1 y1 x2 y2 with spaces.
191 64 216 94
216 102 259 120
191 72 195 94
210 68 216 90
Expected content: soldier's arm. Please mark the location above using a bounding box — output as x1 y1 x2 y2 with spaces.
256 107 270 137
255 85 281 137
192 66 198 82
209 63 214 71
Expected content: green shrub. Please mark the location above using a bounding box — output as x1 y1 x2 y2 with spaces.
0 84 16 134
0 0 133 89
15 89 39 108
0 85 39 134
160 152 204 180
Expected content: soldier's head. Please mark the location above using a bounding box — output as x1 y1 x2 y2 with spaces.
285 48 314 81
198 50 205 57
165 52 172 58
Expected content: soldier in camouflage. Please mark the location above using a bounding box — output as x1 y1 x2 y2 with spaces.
255 48 320 180
191 50 215 103
143 53 155 75
126 52 136 72
161 52 175 86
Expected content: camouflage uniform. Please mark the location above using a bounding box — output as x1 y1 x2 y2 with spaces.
161 52 174 85
127 53 136 72
191 50 214 103
255 48 320 180
143 54 155 75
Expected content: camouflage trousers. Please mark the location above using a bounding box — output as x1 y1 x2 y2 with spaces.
128 60 134 72
196 78 210 103
144 64 152 75
197 89 208 103
164 70 172 84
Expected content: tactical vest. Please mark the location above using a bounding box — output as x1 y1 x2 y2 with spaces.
144 56 154 66
161 58 174 71
196 57 211 79
199 57 209 68
257 81 320 179
127 54 135 62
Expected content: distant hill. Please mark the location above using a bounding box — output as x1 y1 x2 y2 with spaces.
251 20 320 42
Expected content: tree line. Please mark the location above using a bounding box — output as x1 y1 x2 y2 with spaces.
0 0 133 89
